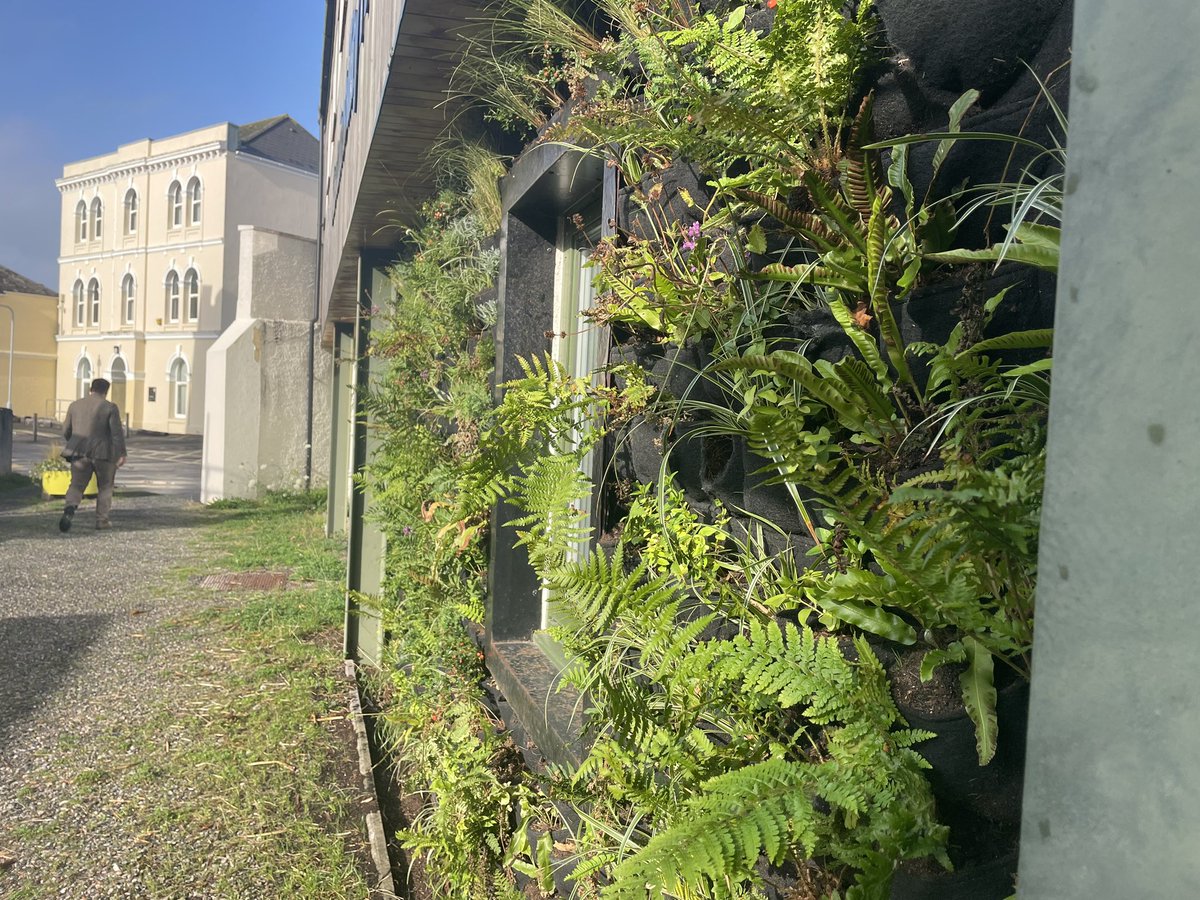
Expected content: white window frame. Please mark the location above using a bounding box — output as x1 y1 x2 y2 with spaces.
76 357 92 399
72 280 85 326
183 268 199 321
76 200 88 243
124 189 138 234
165 271 181 322
87 278 100 326
122 273 136 325
168 356 189 419
90 197 103 241
186 176 202 226
168 181 183 228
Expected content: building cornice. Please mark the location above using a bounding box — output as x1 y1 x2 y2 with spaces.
56 142 227 192
59 237 225 267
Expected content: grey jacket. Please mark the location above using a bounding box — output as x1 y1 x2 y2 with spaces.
62 393 127 462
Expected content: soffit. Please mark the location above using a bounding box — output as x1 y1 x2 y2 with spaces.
324 0 479 330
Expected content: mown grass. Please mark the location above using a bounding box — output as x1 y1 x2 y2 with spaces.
0 490 371 899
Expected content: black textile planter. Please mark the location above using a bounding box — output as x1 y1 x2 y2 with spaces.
890 844 1018 900
898 678 1029 825
739 447 824 536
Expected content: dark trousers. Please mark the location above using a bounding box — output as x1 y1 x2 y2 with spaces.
66 457 118 522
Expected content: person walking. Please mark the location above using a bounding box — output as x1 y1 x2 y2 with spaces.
59 377 127 532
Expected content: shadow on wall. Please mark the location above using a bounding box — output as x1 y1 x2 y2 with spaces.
0 613 112 754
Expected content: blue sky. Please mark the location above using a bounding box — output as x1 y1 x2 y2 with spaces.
0 2 326 289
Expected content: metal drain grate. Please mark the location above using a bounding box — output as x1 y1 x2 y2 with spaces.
196 571 290 591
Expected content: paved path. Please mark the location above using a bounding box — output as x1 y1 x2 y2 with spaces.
0 491 222 896
8 425 202 500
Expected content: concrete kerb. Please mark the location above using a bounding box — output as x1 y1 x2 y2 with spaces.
345 659 398 900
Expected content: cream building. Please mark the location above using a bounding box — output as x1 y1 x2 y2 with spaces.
0 266 58 419
55 116 318 433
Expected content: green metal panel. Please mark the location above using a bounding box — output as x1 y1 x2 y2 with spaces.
326 325 355 537
343 255 395 666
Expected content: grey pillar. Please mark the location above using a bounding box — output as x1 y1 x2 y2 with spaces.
0 408 12 476
1019 3 1200 896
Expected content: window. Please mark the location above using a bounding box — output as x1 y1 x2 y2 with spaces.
76 357 92 399
72 280 85 326
121 273 136 324
169 357 189 419
168 181 183 228
186 177 202 226
539 208 602 630
87 278 100 326
90 198 103 240
75 200 88 242
184 268 199 321
165 271 180 322
124 189 138 234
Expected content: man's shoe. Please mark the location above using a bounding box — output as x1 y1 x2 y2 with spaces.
58 505 76 533
96 519 112 530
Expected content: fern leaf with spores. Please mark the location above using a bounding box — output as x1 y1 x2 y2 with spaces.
731 187 841 250
803 169 868 254
866 194 917 393
956 328 1053 359
758 261 860 292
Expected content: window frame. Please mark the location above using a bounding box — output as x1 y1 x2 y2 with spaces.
87 277 100 326
168 181 183 229
169 357 189 419
165 270 181 323
72 279 85 327
186 176 202 226
90 197 103 241
76 357 92 399
183 268 200 321
76 200 88 243
124 189 138 235
121 273 136 325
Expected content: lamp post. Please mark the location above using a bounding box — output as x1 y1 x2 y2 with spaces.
0 303 13 410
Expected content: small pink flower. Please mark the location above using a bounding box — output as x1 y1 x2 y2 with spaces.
681 220 702 251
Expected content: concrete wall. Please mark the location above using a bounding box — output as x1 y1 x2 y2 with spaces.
1019 1 1200 895
201 227 330 501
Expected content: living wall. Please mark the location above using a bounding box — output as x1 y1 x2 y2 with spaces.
364 0 1069 896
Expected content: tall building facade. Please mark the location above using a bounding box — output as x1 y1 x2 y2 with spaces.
55 116 317 433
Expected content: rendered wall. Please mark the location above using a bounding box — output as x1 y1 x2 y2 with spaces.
0 291 58 419
201 227 331 501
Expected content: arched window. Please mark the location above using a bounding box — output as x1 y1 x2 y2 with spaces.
165 271 180 322
121 273 136 324
186 177 202 225
87 278 100 326
75 200 88 242
109 356 127 412
76 357 92 399
168 180 183 228
72 279 85 326
184 268 199 321
169 357 189 419
124 189 138 234
90 197 103 240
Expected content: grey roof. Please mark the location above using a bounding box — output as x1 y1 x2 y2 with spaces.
236 115 319 173
0 266 55 296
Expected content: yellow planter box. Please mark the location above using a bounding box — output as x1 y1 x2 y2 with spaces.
41 470 98 498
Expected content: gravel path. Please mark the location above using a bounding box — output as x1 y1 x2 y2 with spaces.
0 491 228 897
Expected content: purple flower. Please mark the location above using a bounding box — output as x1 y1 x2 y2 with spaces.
681 220 702 252
402 526 413 537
